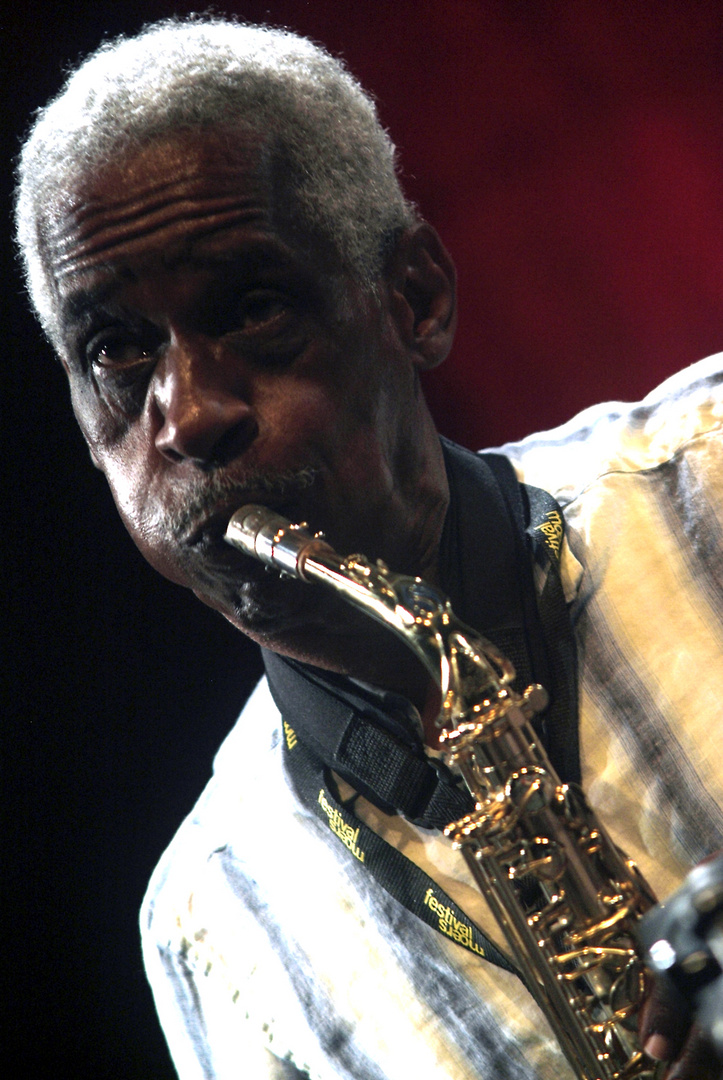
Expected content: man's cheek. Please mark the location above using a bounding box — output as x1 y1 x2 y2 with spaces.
78 420 177 582
69 377 128 458
114 492 192 588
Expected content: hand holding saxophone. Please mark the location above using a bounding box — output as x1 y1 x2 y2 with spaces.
639 854 723 1078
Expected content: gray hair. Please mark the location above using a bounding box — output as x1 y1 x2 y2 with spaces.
15 16 417 349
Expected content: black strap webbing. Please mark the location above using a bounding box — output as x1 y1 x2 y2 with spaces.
483 452 581 783
264 651 474 828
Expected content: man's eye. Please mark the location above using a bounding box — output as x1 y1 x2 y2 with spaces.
236 291 291 332
86 331 155 369
223 290 306 366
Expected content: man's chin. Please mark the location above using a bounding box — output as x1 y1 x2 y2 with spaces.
193 572 324 639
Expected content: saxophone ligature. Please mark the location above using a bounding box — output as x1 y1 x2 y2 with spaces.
225 504 661 1080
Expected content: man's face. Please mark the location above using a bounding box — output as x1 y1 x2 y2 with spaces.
49 129 443 642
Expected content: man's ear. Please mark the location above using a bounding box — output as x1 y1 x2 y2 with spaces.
385 222 457 370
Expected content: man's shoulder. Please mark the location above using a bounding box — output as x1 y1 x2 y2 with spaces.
211 675 279 776
496 352 723 508
140 676 281 937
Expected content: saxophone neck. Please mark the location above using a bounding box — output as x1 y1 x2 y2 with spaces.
224 504 520 740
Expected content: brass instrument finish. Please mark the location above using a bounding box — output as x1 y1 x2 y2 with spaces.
225 505 659 1080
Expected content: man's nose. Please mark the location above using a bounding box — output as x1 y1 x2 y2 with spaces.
153 336 257 466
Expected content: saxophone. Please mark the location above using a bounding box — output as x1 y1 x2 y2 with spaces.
225 504 660 1080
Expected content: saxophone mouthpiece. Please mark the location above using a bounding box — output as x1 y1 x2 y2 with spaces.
224 504 324 580
225 504 276 559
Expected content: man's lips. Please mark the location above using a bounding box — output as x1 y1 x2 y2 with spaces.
172 465 322 550
175 509 271 586
179 494 327 587
182 495 286 549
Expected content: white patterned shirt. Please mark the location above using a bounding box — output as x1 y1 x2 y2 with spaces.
141 353 723 1079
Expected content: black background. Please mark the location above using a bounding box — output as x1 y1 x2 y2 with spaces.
6 6 264 1077
6 3 723 1077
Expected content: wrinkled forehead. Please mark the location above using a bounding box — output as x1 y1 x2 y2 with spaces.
44 127 276 280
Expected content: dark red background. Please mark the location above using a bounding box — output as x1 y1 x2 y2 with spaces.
229 0 723 448
6 3 723 1077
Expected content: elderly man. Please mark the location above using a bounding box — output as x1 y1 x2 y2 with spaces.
16 16 723 1080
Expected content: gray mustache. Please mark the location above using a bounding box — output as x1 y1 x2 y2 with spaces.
167 465 319 541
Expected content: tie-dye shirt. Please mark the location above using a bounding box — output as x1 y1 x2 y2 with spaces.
141 353 723 1079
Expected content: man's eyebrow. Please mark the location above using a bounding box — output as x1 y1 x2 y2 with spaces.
163 242 296 274
58 243 306 329
59 273 131 326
